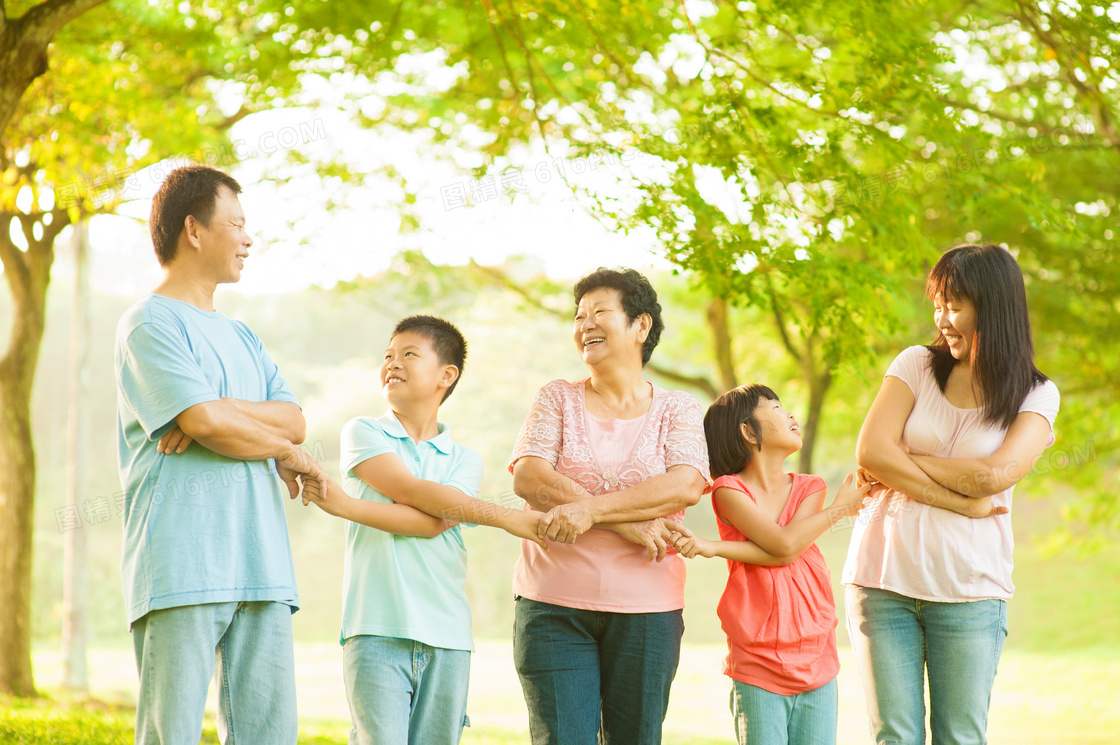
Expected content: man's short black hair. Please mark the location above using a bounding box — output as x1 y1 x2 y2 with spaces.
149 164 242 266
703 384 780 478
392 315 468 401
573 267 664 365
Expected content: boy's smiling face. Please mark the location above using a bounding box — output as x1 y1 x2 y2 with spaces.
380 330 458 407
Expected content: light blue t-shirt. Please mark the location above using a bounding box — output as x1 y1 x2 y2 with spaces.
115 294 301 625
339 412 483 652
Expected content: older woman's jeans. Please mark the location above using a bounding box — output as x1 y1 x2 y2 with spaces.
846 587 1008 745
513 596 684 745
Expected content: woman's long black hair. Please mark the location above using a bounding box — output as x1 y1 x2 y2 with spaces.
926 244 1048 430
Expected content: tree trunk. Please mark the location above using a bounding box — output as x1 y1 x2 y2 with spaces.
62 220 90 691
0 208 69 696
707 296 737 392
798 361 833 475
0 0 108 140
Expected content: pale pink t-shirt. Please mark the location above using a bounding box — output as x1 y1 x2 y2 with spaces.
508 378 710 613
842 346 1061 601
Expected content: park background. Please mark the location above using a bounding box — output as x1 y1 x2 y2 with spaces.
2 1 1119 743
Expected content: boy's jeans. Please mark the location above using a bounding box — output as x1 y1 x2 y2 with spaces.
343 635 471 745
846 586 1008 745
131 600 297 745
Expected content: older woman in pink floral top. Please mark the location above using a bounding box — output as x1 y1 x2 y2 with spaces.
509 268 709 745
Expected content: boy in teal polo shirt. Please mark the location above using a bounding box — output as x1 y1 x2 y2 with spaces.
299 315 545 745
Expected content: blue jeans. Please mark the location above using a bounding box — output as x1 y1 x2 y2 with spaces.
342 635 471 745
845 587 1008 745
130 601 297 745
730 678 837 745
512 596 684 745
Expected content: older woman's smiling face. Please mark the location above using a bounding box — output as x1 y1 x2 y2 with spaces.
573 287 647 368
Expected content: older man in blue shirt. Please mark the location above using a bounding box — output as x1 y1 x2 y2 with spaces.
115 164 325 745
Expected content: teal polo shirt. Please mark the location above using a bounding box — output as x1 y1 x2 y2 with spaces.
338 412 483 651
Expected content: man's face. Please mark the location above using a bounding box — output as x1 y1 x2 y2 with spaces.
195 185 252 284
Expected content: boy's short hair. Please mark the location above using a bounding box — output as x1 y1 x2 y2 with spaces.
392 315 468 401
703 384 780 478
150 165 242 266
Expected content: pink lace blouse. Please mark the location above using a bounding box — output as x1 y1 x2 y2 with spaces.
508 378 710 612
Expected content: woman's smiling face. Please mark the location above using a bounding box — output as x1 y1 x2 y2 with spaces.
573 287 648 368
933 292 978 361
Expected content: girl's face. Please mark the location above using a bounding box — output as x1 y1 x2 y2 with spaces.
933 293 978 361
743 397 802 455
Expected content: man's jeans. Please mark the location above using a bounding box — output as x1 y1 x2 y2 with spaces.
131 601 297 745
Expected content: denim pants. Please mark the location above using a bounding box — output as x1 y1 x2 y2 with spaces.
846 586 1008 745
343 635 471 745
130 601 297 745
730 677 837 745
512 596 684 745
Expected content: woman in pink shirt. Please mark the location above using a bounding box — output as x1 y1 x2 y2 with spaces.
844 244 1060 745
672 384 869 745
509 268 710 745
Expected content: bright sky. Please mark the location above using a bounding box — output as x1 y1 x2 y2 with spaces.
62 101 676 297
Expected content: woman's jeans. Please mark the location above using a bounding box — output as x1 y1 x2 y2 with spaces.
513 596 684 745
846 586 1008 745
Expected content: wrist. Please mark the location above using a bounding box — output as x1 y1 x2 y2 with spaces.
584 495 605 523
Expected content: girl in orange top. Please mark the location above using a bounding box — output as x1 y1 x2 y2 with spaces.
673 384 869 745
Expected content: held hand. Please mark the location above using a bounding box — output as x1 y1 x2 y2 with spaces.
612 518 684 562
833 472 875 515
538 501 597 544
157 425 193 455
297 472 326 510
672 533 716 559
277 447 327 503
276 460 301 501
506 509 549 550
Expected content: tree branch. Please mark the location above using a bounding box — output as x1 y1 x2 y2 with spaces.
767 289 804 362
645 362 719 400
469 260 567 319
15 0 106 41
936 93 1058 136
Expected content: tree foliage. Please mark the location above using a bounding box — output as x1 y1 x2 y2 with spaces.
306 0 1118 528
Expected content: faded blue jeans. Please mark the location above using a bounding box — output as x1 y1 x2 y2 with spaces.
131 601 297 745
342 635 471 745
730 678 837 745
512 596 684 745
846 586 1008 745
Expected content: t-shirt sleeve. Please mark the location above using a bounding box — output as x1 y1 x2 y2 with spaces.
444 448 484 498
884 345 930 397
1019 379 1060 447
508 382 566 473
340 418 397 476
117 321 221 439
663 393 712 483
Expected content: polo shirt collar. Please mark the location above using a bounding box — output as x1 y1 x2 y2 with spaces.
377 410 453 454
